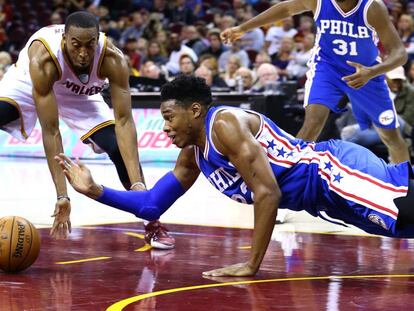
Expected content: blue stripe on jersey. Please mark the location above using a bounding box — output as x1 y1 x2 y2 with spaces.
312 0 379 73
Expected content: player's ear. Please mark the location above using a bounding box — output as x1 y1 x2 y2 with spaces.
191 102 202 118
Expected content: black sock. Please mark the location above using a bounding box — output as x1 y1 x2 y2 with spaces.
395 179 414 227
0 101 19 126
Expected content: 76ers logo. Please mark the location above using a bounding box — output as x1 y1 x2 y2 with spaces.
368 214 388 230
378 110 395 126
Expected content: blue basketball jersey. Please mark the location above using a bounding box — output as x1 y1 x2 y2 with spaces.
195 106 413 237
312 0 380 73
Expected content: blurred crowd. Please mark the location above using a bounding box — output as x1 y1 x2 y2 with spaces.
2 0 414 154
1 1 414 91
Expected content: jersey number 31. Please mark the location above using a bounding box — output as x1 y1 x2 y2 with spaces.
332 39 358 56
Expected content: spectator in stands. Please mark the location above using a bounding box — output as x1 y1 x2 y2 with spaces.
251 63 279 93
194 65 213 86
124 54 140 77
165 32 198 75
141 61 161 79
286 33 315 83
252 51 271 79
219 15 236 32
123 37 142 71
69 0 88 13
130 60 167 92
221 55 242 88
408 60 414 86
340 67 414 155
150 0 172 28
218 40 250 72
199 54 228 88
171 0 195 25
186 0 203 18
144 40 168 67
182 25 208 56
50 11 64 24
155 30 169 55
137 37 149 58
0 51 11 71
99 16 121 44
179 54 196 75
293 15 315 48
271 37 296 81
142 15 163 41
119 11 147 47
397 14 414 62
239 11 265 52
0 27 9 53
200 29 228 59
235 67 254 92
407 2 414 17
131 0 152 11
265 17 297 56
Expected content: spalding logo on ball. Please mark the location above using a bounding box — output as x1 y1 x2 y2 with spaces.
0 216 41 273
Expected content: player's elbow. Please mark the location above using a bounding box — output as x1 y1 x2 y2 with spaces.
137 206 161 221
400 49 408 66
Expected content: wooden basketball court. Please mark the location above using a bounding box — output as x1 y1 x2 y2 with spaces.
1 158 414 310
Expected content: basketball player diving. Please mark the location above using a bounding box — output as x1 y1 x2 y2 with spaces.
221 0 410 164
56 76 414 277
0 12 175 248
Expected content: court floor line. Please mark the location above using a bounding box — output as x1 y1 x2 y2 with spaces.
106 274 414 311
55 256 112 265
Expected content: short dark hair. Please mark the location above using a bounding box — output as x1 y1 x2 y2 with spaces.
161 75 212 108
65 11 99 35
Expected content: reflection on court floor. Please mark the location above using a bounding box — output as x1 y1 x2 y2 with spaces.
1 158 414 310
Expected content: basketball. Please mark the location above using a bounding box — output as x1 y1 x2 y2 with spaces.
0 216 41 273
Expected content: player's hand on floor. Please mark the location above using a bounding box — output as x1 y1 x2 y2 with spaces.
342 61 373 89
55 153 102 198
202 262 257 277
50 198 72 239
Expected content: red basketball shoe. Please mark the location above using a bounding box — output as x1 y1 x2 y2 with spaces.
144 220 175 250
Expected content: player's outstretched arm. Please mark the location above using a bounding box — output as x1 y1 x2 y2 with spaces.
29 41 71 240
55 147 199 220
202 111 281 277
220 0 313 44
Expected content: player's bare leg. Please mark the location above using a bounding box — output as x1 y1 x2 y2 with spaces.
296 104 331 142
375 126 410 164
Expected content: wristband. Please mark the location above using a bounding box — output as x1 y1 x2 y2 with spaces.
57 195 70 201
130 181 146 190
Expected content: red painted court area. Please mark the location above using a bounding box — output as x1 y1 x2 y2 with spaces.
1 223 414 311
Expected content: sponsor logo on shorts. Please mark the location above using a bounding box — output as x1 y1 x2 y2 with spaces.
378 110 395 126
368 214 388 230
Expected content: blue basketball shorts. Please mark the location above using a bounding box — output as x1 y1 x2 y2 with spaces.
314 140 413 238
304 62 399 130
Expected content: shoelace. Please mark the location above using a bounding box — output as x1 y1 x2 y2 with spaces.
147 223 170 239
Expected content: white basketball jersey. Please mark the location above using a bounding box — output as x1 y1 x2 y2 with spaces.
16 24 107 99
0 24 113 142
